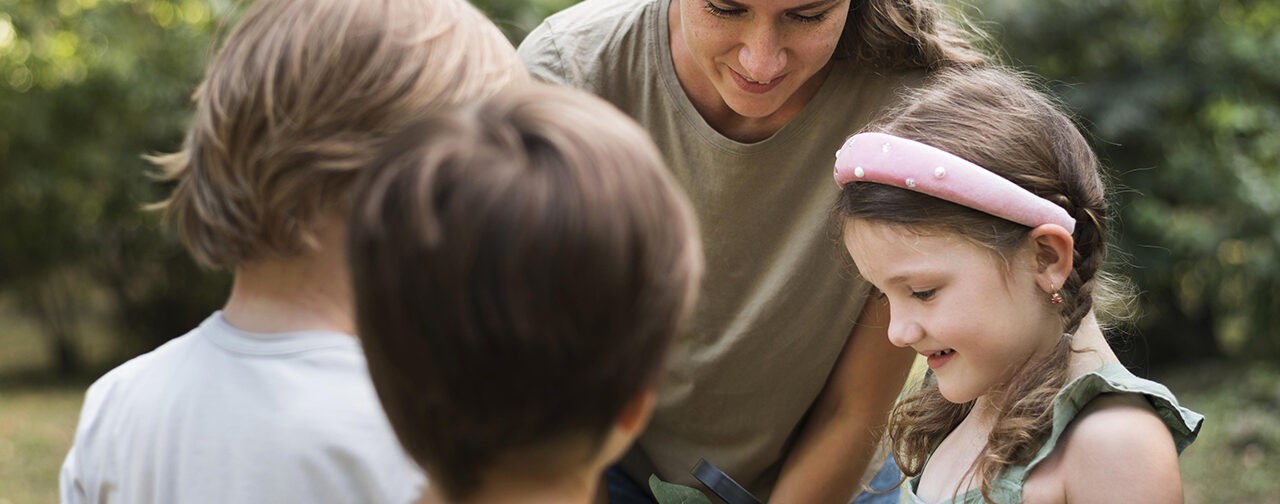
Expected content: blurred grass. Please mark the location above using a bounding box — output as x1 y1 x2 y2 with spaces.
0 303 1276 503
0 384 83 504
0 297 111 504
1158 362 1280 504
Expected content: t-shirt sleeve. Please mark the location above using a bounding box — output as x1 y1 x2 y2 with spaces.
59 379 110 504
59 444 85 504
517 20 573 86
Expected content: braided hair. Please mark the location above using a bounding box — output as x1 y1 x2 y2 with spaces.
835 66 1130 502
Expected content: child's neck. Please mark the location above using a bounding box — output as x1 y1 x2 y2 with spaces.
1061 313 1118 380
419 470 601 504
969 313 1117 420
221 214 354 336
921 313 1121 499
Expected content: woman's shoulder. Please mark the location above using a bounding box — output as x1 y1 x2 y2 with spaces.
519 0 654 51
517 0 659 88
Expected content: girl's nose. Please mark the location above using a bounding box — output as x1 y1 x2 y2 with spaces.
886 310 923 348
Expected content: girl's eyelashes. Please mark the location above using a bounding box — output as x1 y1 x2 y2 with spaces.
910 288 938 301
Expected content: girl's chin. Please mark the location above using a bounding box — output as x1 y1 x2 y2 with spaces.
936 383 981 404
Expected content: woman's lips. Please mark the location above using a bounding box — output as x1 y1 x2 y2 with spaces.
730 69 783 94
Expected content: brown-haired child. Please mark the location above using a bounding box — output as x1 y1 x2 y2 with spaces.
348 84 703 504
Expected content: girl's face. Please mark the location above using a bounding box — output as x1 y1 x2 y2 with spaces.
843 220 1062 404
673 0 849 124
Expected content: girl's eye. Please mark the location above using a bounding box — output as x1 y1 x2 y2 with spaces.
704 2 743 17
911 289 937 301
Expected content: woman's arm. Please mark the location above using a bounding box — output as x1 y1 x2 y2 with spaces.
769 297 916 503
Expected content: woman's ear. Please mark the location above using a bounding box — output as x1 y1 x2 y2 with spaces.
1029 223 1075 294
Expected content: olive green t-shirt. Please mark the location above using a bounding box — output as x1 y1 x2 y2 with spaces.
519 0 919 498
903 362 1204 503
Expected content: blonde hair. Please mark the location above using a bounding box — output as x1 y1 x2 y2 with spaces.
151 0 525 268
836 67 1133 501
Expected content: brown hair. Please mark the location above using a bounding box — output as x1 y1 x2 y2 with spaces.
835 67 1131 501
150 0 525 268
841 0 990 70
347 85 703 501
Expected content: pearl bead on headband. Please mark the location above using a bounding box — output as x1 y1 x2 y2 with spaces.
833 132 1077 234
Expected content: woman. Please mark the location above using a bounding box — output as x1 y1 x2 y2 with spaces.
518 1 984 502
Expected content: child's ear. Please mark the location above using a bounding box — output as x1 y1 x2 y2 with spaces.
616 389 655 436
597 389 656 465
1029 223 1075 294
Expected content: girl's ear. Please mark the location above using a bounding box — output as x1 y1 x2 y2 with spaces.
1029 223 1075 294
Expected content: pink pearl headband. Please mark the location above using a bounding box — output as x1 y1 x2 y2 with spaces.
833 132 1076 234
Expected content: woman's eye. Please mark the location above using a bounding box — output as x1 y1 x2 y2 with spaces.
788 11 828 23
704 2 743 16
910 289 937 301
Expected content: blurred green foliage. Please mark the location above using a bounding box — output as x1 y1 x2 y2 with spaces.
0 0 1275 375
0 0 571 375
982 0 1280 365
0 0 233 375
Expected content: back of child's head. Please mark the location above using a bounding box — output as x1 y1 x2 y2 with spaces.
347 84 703 500
152 0 524 269
835 66 1129 500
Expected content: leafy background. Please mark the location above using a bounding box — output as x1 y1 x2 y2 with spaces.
0 0 1276 502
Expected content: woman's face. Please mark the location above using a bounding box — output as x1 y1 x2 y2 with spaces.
674 0 849 126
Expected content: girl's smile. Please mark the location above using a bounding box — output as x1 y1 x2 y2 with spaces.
843 220 1062 403
924 348 955 370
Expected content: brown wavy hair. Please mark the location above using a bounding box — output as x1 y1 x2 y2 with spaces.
149 0 525 268
840 0 990 70
835 67 1132 501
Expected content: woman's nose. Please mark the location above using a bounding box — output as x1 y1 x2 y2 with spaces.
738 25 786 82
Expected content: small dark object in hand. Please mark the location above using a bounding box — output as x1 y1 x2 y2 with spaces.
691 459 763 504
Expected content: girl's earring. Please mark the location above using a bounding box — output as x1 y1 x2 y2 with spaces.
1049 283 1064 305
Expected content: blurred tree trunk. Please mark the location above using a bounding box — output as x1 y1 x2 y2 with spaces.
31 270 82 377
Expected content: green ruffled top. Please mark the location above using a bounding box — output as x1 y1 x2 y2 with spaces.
903 361 1204 503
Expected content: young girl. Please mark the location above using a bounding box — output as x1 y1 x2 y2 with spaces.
832 67 1204 503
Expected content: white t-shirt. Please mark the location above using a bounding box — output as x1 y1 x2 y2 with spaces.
60 312 425 504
